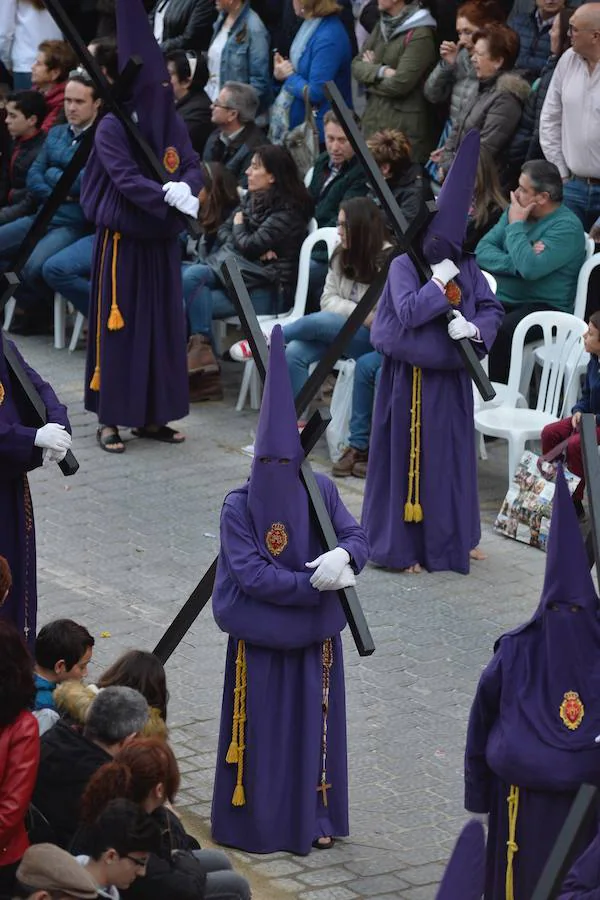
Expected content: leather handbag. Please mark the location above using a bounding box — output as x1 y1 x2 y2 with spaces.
283 85 320 178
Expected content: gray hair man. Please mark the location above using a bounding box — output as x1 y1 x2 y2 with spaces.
32 686 149 849
203 80 268 187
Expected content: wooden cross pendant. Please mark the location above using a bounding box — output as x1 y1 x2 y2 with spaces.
317 781 332 807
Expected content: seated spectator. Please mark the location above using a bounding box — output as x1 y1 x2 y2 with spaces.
166 51 213 155
206 1 270 114
305 110 367 311
508 0 565 82
270 0 353 147
0 71 100 335
32 686 149 849
87 35 119 83
184 145 314 401
475 159 586 382
366 128 432 227
0 90 47 226
78 739 251 900
202 82 267 189
31 40 78 133
351 0 437 160
55 649 170 741
41 234 94 319
0 0 62 91
506 6 573 182
435 23 529 179
332 350 382 478
541 311 600 520
0 622 39 900
424 0 507 185
464 145 507 251
150 0 215 54
229 197 390 402
0 555 12 607
14 843 99 900
193 161 239 258
75 799 161 898
33 618 94 723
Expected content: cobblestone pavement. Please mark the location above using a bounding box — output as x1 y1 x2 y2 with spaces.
19 333 549 899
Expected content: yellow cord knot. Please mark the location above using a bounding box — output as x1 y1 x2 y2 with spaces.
89 229 110 392
227 640 247 807
505 785 520 900
107 233 124 330
404 366 423 522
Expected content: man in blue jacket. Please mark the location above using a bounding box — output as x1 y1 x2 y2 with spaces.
0 71 100 332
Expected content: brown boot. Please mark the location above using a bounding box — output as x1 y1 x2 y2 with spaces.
352 455 369 478
331 446 368 478
187 334 219 375
189 371 224 402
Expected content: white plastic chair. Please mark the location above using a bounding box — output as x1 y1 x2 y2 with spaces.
2 297 16 332
230 226 340 411
304 166 314 188
474 311 587 485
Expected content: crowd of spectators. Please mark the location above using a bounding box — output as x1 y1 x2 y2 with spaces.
0 0 598 465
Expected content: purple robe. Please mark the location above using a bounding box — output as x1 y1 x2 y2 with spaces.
0 342 70 647
81 113 203 427
559 831 600 899
211 474 369 856
362 254 503 574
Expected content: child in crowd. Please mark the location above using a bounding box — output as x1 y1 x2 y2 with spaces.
541 311 600 519
33 619 95 713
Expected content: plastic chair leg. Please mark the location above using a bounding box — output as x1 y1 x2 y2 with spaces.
249 364 261 410
69 313 85 352
2 297 16 332
54 294 66 350
235 360 254 412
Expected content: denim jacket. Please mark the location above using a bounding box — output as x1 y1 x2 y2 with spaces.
211 3 271 111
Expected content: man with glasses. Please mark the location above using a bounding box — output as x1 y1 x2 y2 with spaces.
0 71 101 334
540 2 600 233
202 80 267 188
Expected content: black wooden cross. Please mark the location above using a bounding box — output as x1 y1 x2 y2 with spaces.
528 415 600 900
324 82 496 403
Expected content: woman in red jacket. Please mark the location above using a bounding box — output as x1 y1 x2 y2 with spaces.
0 622 39 899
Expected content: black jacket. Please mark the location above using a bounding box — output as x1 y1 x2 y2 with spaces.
150 0 216 53
176 90 214 156
369 162 432 231
0 131 46 226
32 721 111 850
203 122 268 188
507 56 557 172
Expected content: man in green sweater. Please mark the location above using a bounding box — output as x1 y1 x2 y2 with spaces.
475 159 585 382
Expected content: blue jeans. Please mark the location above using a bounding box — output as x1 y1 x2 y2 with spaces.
563 177 600 232
0 215 86 288
282 311 373 398
182 262 277 338
42 234 94 317
348 350 382 451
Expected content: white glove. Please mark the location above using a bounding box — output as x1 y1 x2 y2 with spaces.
173 194 200 218
306 547 350 590
328 563 356 592
430 258 460 286
162 181 192 207
46 447 69 463
448 310 478 341
34 423 71 453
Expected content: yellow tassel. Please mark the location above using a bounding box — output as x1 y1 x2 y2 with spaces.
107 233 124 331
89 369 101 392
505 785 519 900
404 502 414 522
413 367 424 522
231 785 245 807
225 742 239 764
412 503 423 523
404 366 418 522
89 229 110 392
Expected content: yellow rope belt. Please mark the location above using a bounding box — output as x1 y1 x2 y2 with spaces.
89 229 110 392
404 365 423 523
89 230 124 392
506 784 520 900
226 639 247 807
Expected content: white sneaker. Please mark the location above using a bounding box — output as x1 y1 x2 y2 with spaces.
229 334 270 362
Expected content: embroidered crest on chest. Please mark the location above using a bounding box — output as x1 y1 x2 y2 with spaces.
163 146 180 174
559 691 584 730
266 522 288 557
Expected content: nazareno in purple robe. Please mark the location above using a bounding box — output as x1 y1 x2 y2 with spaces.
361 254 503 574
559 831 600 899
465 471 600 900
0 341 70 648
211 326 369 856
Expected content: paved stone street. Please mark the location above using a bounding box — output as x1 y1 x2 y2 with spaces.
19 333 549 899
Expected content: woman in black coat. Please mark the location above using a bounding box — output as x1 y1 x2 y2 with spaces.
166 51 213 155
149 0 216 53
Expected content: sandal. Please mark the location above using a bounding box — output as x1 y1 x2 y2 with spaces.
97 426 125 454
131 425 185 444
312 837 335 850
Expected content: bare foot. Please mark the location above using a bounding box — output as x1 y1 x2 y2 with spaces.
403 563 422 574
470 547 487 561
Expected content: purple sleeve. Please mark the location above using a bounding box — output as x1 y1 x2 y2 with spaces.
464 651 502 814
559 835 600 899
220 501 321 607
386 257 451 330
94 118 170 220
317 474 370 572
16 345 71 433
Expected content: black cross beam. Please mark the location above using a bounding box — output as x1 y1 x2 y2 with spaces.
324 81 496 403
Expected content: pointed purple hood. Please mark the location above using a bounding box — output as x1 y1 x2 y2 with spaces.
422 130 480 264
247 326 309 571
435 821 486 900
116 0 180 160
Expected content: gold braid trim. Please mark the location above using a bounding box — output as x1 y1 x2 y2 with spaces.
227 640 247 807
89 229 110 391
505 785 519 900
107 232 124 331
404 366 423 522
